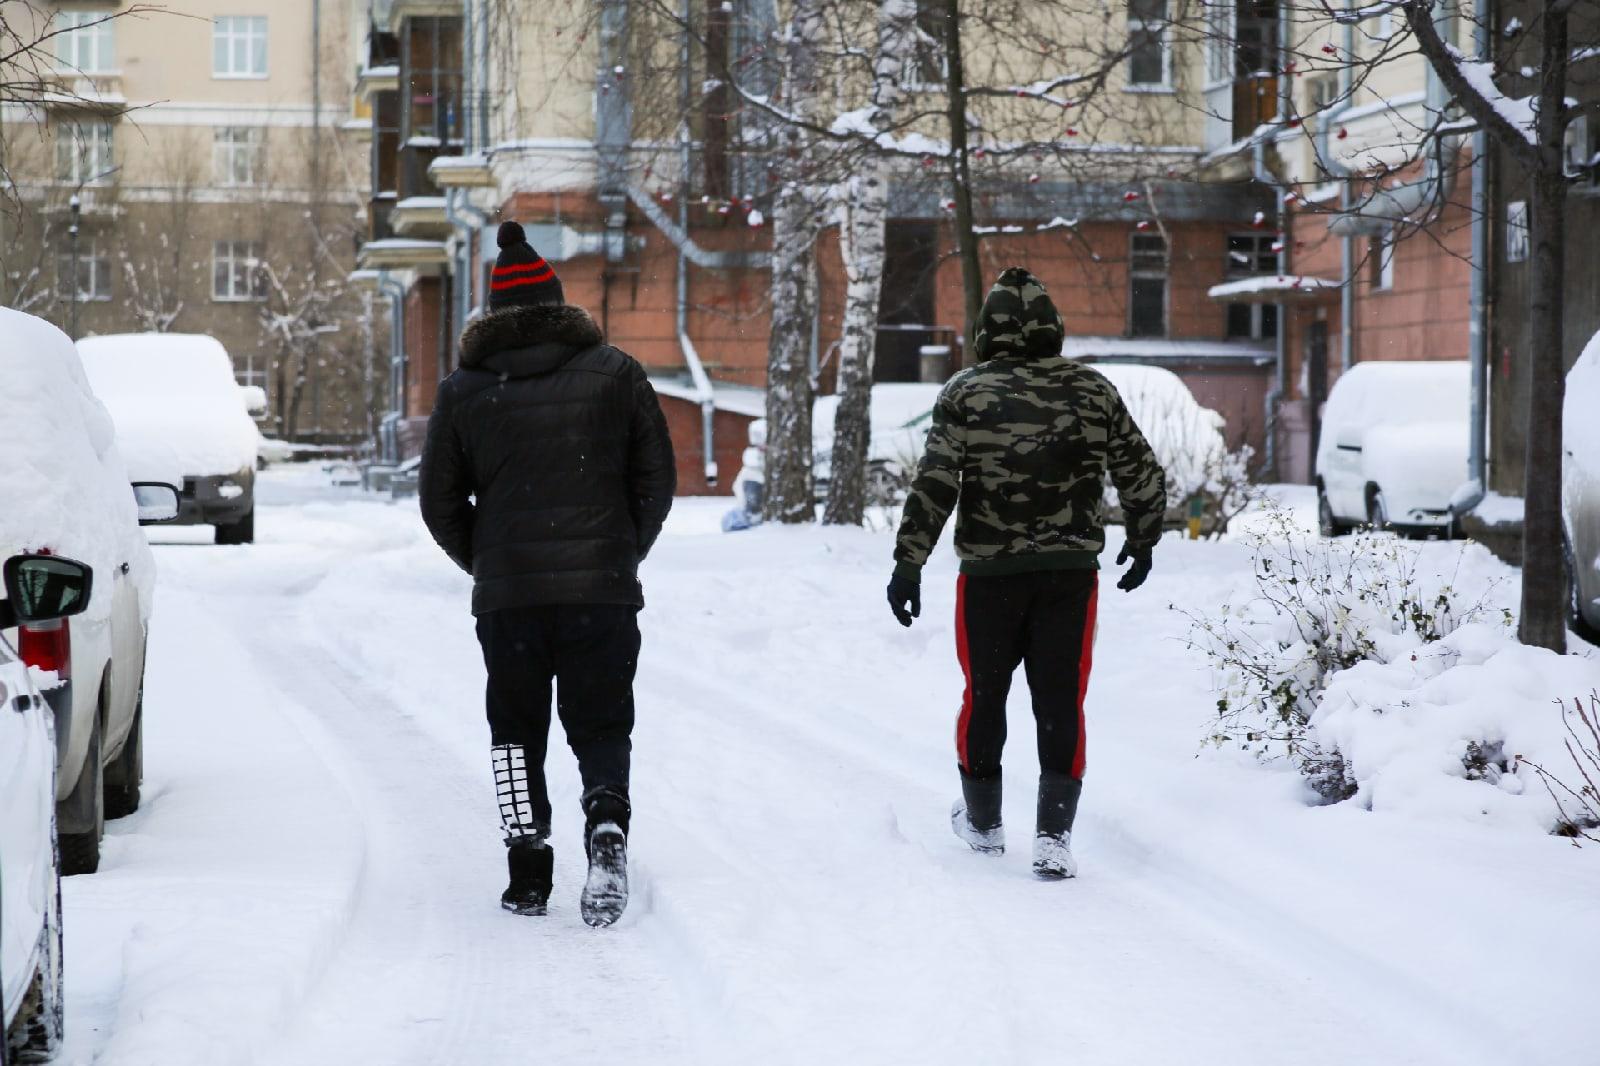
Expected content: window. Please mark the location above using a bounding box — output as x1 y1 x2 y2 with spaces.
57 241 112 301
900 0 948 91
1308 74 1339 113
1226 233 1278 339
1227 233 1277 275
213 16 267 78
1370 229 1396 290
1129 234 1167 338
213 126 261 185
401 17 463 143
1505 201 1529 263
54 11 115 73
212 240 264 301
1127 0 1170 88
55 120 114 184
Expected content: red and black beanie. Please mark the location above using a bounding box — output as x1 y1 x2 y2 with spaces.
488 220 564 311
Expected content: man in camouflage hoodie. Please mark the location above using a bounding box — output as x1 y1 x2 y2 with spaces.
888 267 1165 879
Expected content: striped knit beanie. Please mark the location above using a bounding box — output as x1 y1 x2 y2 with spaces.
488 220 564 310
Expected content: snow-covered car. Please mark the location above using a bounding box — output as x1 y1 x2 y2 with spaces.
78 333 260 545
1315 361 1469 537
733 383 944 510
0 308 179 877
1 557 81 1062
1565 335 1600 636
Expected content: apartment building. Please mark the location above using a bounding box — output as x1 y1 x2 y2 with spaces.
354 0 1290 486
1 1 375 441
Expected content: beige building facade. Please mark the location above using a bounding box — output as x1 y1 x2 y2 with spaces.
2 0 378 441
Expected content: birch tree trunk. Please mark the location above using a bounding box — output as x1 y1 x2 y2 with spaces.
822 0 917 526
762 0 826 523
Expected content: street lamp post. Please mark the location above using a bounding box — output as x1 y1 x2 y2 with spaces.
68 194 81 340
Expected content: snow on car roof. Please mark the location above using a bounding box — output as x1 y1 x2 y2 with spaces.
1325 360 1469 427
77 333 260 479
0 309 152 622
77 333 241 399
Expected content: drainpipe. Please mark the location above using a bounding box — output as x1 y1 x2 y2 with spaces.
376 272 408 464
1451 0 1492 517
678 0 717 485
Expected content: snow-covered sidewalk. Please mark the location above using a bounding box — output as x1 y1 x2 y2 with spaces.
64 470 1600 1065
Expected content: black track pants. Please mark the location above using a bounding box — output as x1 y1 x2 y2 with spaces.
477 604 640 840
954 569 1098 781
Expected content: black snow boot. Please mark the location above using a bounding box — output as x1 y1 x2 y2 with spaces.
501 840 554 916
951 771 1005 854
580 788 631 928
1033 772 1083 880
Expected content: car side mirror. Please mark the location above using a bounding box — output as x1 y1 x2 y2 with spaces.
133 482 181 525
239 384 268 415
2 555 93 627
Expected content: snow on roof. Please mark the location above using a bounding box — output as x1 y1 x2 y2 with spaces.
650 377 767 418
0 309 151 623
77 333 259 478
361 238 448 251
1207 275 1340 299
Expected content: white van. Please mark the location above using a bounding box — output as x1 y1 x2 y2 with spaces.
78 334 261 544
1315 361 1469 537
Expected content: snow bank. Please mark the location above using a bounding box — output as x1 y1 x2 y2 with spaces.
1088 363 1228 503
0 309 152 623
77 333 259 479
1312 623 1600 832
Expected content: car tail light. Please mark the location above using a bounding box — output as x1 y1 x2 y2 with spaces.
19 619 71 680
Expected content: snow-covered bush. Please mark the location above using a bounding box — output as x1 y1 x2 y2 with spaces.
1088 364 1257 536
1185 501 1509 800
1519 692 1600 842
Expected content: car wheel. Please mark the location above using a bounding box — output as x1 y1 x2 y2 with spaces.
104 695 142 821
1365 487 1390 532
215 506 255 545
6 812 65 1063
1317 489 1349 537
58 714 103 877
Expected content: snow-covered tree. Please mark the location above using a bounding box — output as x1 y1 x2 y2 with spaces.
823 0 917 526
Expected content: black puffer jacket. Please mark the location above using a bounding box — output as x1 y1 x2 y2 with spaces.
419 304 676 614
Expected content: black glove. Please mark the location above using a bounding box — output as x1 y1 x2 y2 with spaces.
1116 543 1153 592
887 575 921 627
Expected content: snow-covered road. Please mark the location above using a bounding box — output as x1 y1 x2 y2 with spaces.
56 470 1600 1065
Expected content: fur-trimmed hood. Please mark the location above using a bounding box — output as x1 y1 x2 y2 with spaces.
459 304 604 376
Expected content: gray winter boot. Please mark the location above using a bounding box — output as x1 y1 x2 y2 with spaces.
1033 772 1082 879
580 788 631 928
951 771 1005 854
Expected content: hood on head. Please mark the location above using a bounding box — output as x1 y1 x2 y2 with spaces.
458 303 604 376
972 267 1063 361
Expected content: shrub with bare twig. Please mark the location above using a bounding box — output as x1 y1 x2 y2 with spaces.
1182 500 1508 801
1517 691 1600 844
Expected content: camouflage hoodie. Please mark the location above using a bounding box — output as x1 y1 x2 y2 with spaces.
892 268 1166 581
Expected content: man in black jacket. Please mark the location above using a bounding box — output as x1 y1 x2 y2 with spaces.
420 221 676 926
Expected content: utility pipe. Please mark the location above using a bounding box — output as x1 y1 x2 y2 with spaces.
678 0 717 484
376 271 408 463
1451 0 1492 518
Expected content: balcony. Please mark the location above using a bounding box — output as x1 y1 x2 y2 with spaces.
41 71 125 112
